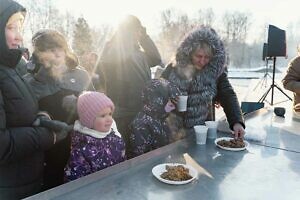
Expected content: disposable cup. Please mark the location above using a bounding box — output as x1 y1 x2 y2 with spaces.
177 95 188 112
194 125 208 145
205 121 218 139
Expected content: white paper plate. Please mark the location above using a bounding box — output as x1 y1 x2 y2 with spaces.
215 137 249 151
152 163 198 185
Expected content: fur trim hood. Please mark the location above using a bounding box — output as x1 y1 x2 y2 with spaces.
174 25 226 79
164 26 227 127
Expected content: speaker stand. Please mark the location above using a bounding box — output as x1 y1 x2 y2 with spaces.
258 57 292 105
253 58 273 91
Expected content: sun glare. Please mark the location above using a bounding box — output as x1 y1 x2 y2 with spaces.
55 0 157 29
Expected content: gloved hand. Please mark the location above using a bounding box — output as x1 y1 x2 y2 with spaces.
62 94 77 113
33 111 51 126
40 119 73 144
34 117 73 144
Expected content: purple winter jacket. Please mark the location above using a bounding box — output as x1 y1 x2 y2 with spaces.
64 120 125 182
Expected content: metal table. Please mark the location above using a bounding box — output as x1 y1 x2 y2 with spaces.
26 108 300 200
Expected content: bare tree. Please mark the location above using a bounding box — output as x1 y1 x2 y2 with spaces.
72 17 94 56
221 11 251 68
17 0 75 46
195 8 215 26
90 24 113 55
157 9 194 64
222 11 251 42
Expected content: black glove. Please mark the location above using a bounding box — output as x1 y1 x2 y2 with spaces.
33 112 51 126
37 119 73 144
39 119 73 132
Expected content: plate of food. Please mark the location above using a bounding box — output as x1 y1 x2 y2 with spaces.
215 137 249 151
152 163 198 185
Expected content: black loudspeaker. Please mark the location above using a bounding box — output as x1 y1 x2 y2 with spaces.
267 25 286 57
241 102 265 115
262 43 268 60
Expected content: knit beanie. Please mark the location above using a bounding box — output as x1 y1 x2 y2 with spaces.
77 91 115 129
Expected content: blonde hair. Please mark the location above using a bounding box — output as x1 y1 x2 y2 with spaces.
6 12 24 26
196 41 214 58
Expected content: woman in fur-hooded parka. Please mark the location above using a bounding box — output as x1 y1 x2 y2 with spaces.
161 26 245 135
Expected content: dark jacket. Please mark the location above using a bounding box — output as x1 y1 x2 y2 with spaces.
99 34 162 119
0 1 54 199
129 79 180 156
24 65 93 190
161 26 244 130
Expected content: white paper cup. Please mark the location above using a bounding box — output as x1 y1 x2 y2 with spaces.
177 95 188 112
205 121 218 139
194 125 208 145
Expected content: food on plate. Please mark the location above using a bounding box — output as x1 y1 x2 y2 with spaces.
217 138 245 148
160 165 193 181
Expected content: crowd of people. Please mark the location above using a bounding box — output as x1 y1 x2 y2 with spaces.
0 0 257 199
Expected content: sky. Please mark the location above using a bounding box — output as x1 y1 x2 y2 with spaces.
53 0 300 42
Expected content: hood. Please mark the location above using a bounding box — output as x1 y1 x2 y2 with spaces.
0 0 26 68
174 25 226 79
142 79 180 118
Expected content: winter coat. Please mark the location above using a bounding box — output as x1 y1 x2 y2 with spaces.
161 26 244 129
99 34 162 119
0 1 54 199
24 65 93 190
129 79 180 156
64 120 125 181
282 56 300 111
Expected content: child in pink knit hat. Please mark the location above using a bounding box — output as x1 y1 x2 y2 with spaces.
64 91 125 182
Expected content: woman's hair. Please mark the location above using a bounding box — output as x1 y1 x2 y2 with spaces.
6 12 25 27
194 41 214 58
32 29 78 69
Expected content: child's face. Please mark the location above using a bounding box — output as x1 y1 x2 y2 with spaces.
5 19 23 49
164 99 176 113
93 107 113 132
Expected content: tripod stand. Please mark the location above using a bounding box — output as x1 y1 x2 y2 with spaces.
253 58 273 90
258 57 292 105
